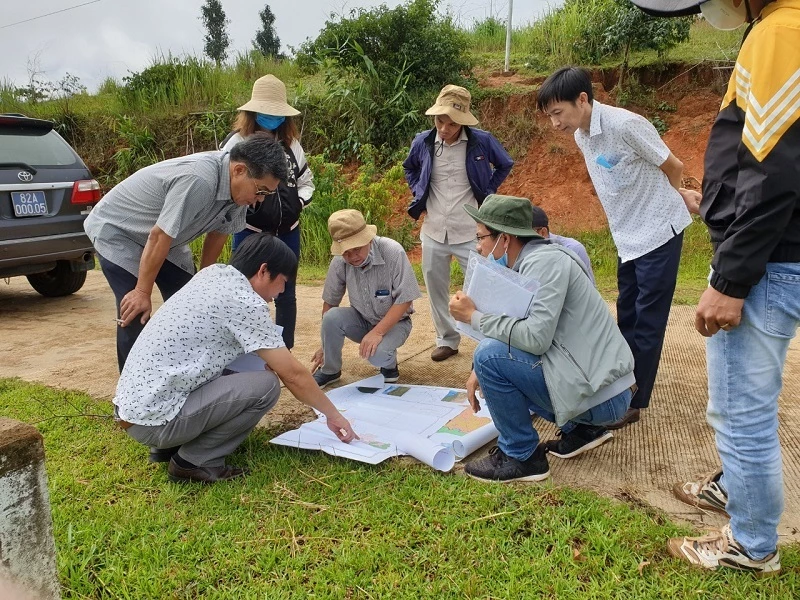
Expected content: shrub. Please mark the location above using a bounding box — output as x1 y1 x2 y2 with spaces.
300 150 414 267
296 0 471 90
296 42 427 163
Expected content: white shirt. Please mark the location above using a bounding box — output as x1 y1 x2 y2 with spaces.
421 129 478 245
114 265 285 426
575 101 692 262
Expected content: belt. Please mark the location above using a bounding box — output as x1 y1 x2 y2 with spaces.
116 419 133 430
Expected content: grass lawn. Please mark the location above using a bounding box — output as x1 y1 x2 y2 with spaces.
2 379 799 598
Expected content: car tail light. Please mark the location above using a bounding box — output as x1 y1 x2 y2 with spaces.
71 179 102 204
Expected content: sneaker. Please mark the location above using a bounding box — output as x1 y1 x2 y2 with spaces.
545 424 613 459
464 445 550 483
673 469 729 517
380 365 400 383
668 523 780 576
313 370 341 388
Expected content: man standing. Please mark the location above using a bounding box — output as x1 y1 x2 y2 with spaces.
311 210 421 387
632 0 799 576
537 68 691 428
404 85 514 362
449 195 634 483
85 133 288 371
530 205 595 285
114 233 356 483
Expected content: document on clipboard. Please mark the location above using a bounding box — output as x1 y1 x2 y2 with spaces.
456 251 540 342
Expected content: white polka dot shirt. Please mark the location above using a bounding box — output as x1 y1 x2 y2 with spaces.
575 101 692 262
114 264 284 426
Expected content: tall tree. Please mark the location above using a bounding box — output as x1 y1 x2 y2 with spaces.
253 5 281 58
200 0 231 66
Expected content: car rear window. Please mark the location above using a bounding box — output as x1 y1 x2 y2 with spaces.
0 128 80 167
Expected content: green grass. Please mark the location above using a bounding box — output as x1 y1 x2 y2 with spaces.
3 378 799 598
567 218 712 305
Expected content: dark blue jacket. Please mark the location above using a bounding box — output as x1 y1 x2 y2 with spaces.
403 127 514 220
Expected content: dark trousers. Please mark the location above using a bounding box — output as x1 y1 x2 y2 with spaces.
233 227 300 349
98 254 193 373
616 231 683 409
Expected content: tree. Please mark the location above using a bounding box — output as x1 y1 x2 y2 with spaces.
253 5 281 58
602 0 691 86
200 0 230 66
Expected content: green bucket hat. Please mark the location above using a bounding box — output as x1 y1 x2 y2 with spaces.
464 194 541 238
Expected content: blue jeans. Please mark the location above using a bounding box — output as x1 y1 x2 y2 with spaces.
233 227 300 349
473 338 632 461
707 262 800 558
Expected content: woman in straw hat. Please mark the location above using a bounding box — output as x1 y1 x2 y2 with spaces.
221 74 314 349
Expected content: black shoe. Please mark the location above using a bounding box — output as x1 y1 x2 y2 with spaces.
167 457 247 484
148 446 181 463
605 407 640 430
545 424 613 459
380 365 400 383
464 445 550 482
313 370 341 388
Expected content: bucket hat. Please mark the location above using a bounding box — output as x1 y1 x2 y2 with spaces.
464 195 541 238
238 74 300 116
425 85 479 126
328 209 378 255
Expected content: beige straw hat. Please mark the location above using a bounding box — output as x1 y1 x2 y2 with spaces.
328 209 377 255
237 74 300 116
425 85 478 126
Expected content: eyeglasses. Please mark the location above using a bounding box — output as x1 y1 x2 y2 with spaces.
252 178 278 198
475 233 495 242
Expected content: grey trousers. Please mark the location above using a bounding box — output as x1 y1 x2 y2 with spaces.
421 232 473 349
319 306 412 374
126 370 280 467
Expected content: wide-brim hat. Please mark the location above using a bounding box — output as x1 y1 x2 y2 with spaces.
328 209 378 255
238 74 300 116
628 0 704 16
464 195 542 238
425 84 479 126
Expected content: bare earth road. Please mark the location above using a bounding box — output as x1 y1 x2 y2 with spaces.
2 270 799 544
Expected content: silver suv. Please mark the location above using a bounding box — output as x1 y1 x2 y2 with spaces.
0 114 100 296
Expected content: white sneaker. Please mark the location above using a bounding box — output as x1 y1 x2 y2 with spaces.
668 523 780 576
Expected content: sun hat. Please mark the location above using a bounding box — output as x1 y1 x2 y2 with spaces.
628 0 705 16
328 209 378 255
464 195 542 238
237 74 300 116
425 85 479 126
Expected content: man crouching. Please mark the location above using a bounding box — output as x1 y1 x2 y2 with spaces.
114 233 356 483
449 195 634 482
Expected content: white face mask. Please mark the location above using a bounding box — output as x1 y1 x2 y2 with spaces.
700 0 748 30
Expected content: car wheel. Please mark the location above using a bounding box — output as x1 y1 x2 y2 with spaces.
26 261 88 297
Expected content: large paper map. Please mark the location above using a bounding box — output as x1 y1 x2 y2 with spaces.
270 375 499 472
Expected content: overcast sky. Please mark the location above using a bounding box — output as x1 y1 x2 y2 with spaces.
0 0 561 93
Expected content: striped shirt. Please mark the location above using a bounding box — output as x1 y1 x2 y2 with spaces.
322 236 421 325
84 151 247 276
421 128 478 245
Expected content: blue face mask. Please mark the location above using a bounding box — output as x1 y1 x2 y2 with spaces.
255 114 285 131
487 235 508 268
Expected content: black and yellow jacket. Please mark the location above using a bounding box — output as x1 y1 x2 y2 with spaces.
701 0 800 298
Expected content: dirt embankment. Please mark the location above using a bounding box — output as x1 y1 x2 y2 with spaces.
470 66 726 232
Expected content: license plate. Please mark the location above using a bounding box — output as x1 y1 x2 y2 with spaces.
11 191 48 217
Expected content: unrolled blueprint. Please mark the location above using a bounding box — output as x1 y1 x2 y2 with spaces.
270 375 499 471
